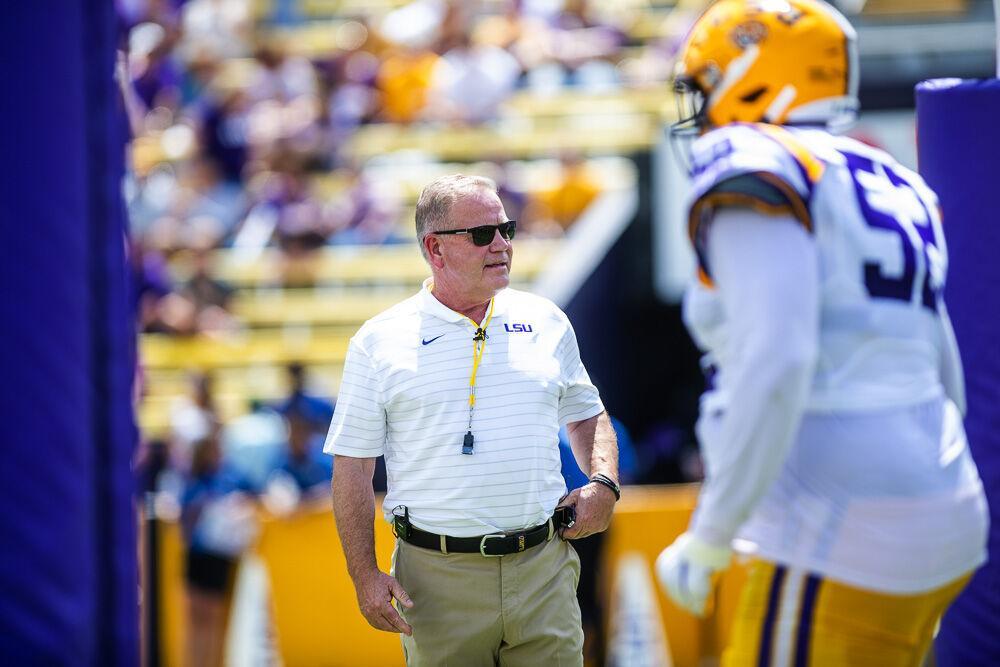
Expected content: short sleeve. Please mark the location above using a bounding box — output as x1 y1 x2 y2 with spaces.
323 337 387 458
555 317 604 425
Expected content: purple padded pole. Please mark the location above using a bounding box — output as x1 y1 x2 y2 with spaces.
917 77 1000 667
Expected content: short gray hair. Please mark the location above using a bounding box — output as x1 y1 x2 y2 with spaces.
415 174 497 260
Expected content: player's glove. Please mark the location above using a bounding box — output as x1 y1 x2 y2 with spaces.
655 532 732 617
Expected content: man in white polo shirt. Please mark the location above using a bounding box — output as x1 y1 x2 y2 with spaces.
325 174 620 666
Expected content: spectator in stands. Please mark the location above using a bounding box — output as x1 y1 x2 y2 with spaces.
427 31 522 124
179 0 254 59
128 21 184 112
136 240 237 336
493 164 529 229
274 362 335 430
542 0 627 89
135 437 171 497
327 174 619 665
272 168 331 254
248 41 317 103
525 153 603 235
375 44 440 124
221 399 289 490
178 46 222 110
265 409 334 514
280 408 332 493
170 370 220 467
198 86 250 184
178 157 246 239
175 245 238 334
327 164 404 246
472 0 550 74
181 433 258 667
129 235 175 333
319 42 381 163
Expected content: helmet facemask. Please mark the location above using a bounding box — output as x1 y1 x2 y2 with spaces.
669 75 710 176
671 76 709 138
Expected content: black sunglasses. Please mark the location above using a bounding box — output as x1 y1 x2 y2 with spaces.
431 221 516 246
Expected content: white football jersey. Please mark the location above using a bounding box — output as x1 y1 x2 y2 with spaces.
682 123 987 592
687 122 948 413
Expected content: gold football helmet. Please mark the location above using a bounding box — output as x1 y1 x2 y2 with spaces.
673 0 859 133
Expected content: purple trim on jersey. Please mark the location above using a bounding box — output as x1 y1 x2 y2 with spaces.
693 208 714 280
794 574 822 667
758 565 787 667
703 363 719 392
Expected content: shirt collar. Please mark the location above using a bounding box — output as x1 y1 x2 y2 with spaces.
419 277 509 325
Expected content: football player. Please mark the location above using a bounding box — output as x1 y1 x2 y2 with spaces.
655 1 989 664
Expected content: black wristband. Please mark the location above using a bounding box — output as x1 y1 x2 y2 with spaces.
589 473 621 501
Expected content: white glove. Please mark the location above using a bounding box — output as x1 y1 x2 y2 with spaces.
655 532 732 617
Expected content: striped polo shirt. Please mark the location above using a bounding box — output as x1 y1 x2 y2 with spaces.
324 280 604 537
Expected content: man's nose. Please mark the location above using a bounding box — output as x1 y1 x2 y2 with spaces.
489 228 511 250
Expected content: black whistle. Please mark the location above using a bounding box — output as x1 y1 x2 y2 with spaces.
473 328 488 342
462 431 475 455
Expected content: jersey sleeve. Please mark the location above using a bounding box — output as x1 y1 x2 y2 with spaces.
686 123 825 281
554 313 605 425
323 336 387 458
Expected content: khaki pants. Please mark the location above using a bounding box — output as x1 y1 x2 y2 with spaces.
392 533 583 667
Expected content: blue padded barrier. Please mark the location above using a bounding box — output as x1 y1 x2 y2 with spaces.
0 2 137 664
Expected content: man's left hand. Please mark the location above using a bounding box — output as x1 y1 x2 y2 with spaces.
558 481 615 539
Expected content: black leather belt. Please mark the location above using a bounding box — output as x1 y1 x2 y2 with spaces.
399 519 554 557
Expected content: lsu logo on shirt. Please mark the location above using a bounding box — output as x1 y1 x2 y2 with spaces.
505 323 533 333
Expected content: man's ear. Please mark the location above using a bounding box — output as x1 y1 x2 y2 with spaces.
424 234 445 269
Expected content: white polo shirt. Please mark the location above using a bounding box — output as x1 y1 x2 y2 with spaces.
324 279 604 537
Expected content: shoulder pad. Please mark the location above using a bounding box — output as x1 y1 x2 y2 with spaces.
688 124 823 207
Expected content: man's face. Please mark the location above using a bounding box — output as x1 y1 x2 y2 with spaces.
427 189 513 304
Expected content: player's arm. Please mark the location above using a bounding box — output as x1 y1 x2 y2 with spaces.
332 455 413 635
658 200 819 616
689 207 820 545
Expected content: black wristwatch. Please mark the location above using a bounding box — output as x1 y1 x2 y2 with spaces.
589 473 621 501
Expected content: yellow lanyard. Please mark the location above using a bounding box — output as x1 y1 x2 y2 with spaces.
462 298 495 454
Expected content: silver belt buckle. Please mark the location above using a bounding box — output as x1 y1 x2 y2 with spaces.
479 533 506 557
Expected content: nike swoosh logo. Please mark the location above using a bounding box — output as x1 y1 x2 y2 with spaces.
422 334 445 346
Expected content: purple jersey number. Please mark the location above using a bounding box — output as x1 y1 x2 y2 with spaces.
843 151 941 311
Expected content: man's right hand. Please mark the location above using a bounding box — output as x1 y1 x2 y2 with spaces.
354 570 414 635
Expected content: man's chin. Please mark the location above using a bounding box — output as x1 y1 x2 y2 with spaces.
478 281 506 301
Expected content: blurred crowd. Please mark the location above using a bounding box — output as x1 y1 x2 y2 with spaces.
120 0 687 337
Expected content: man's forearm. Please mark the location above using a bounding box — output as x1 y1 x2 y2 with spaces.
332 456 379 582
568 411 619 480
